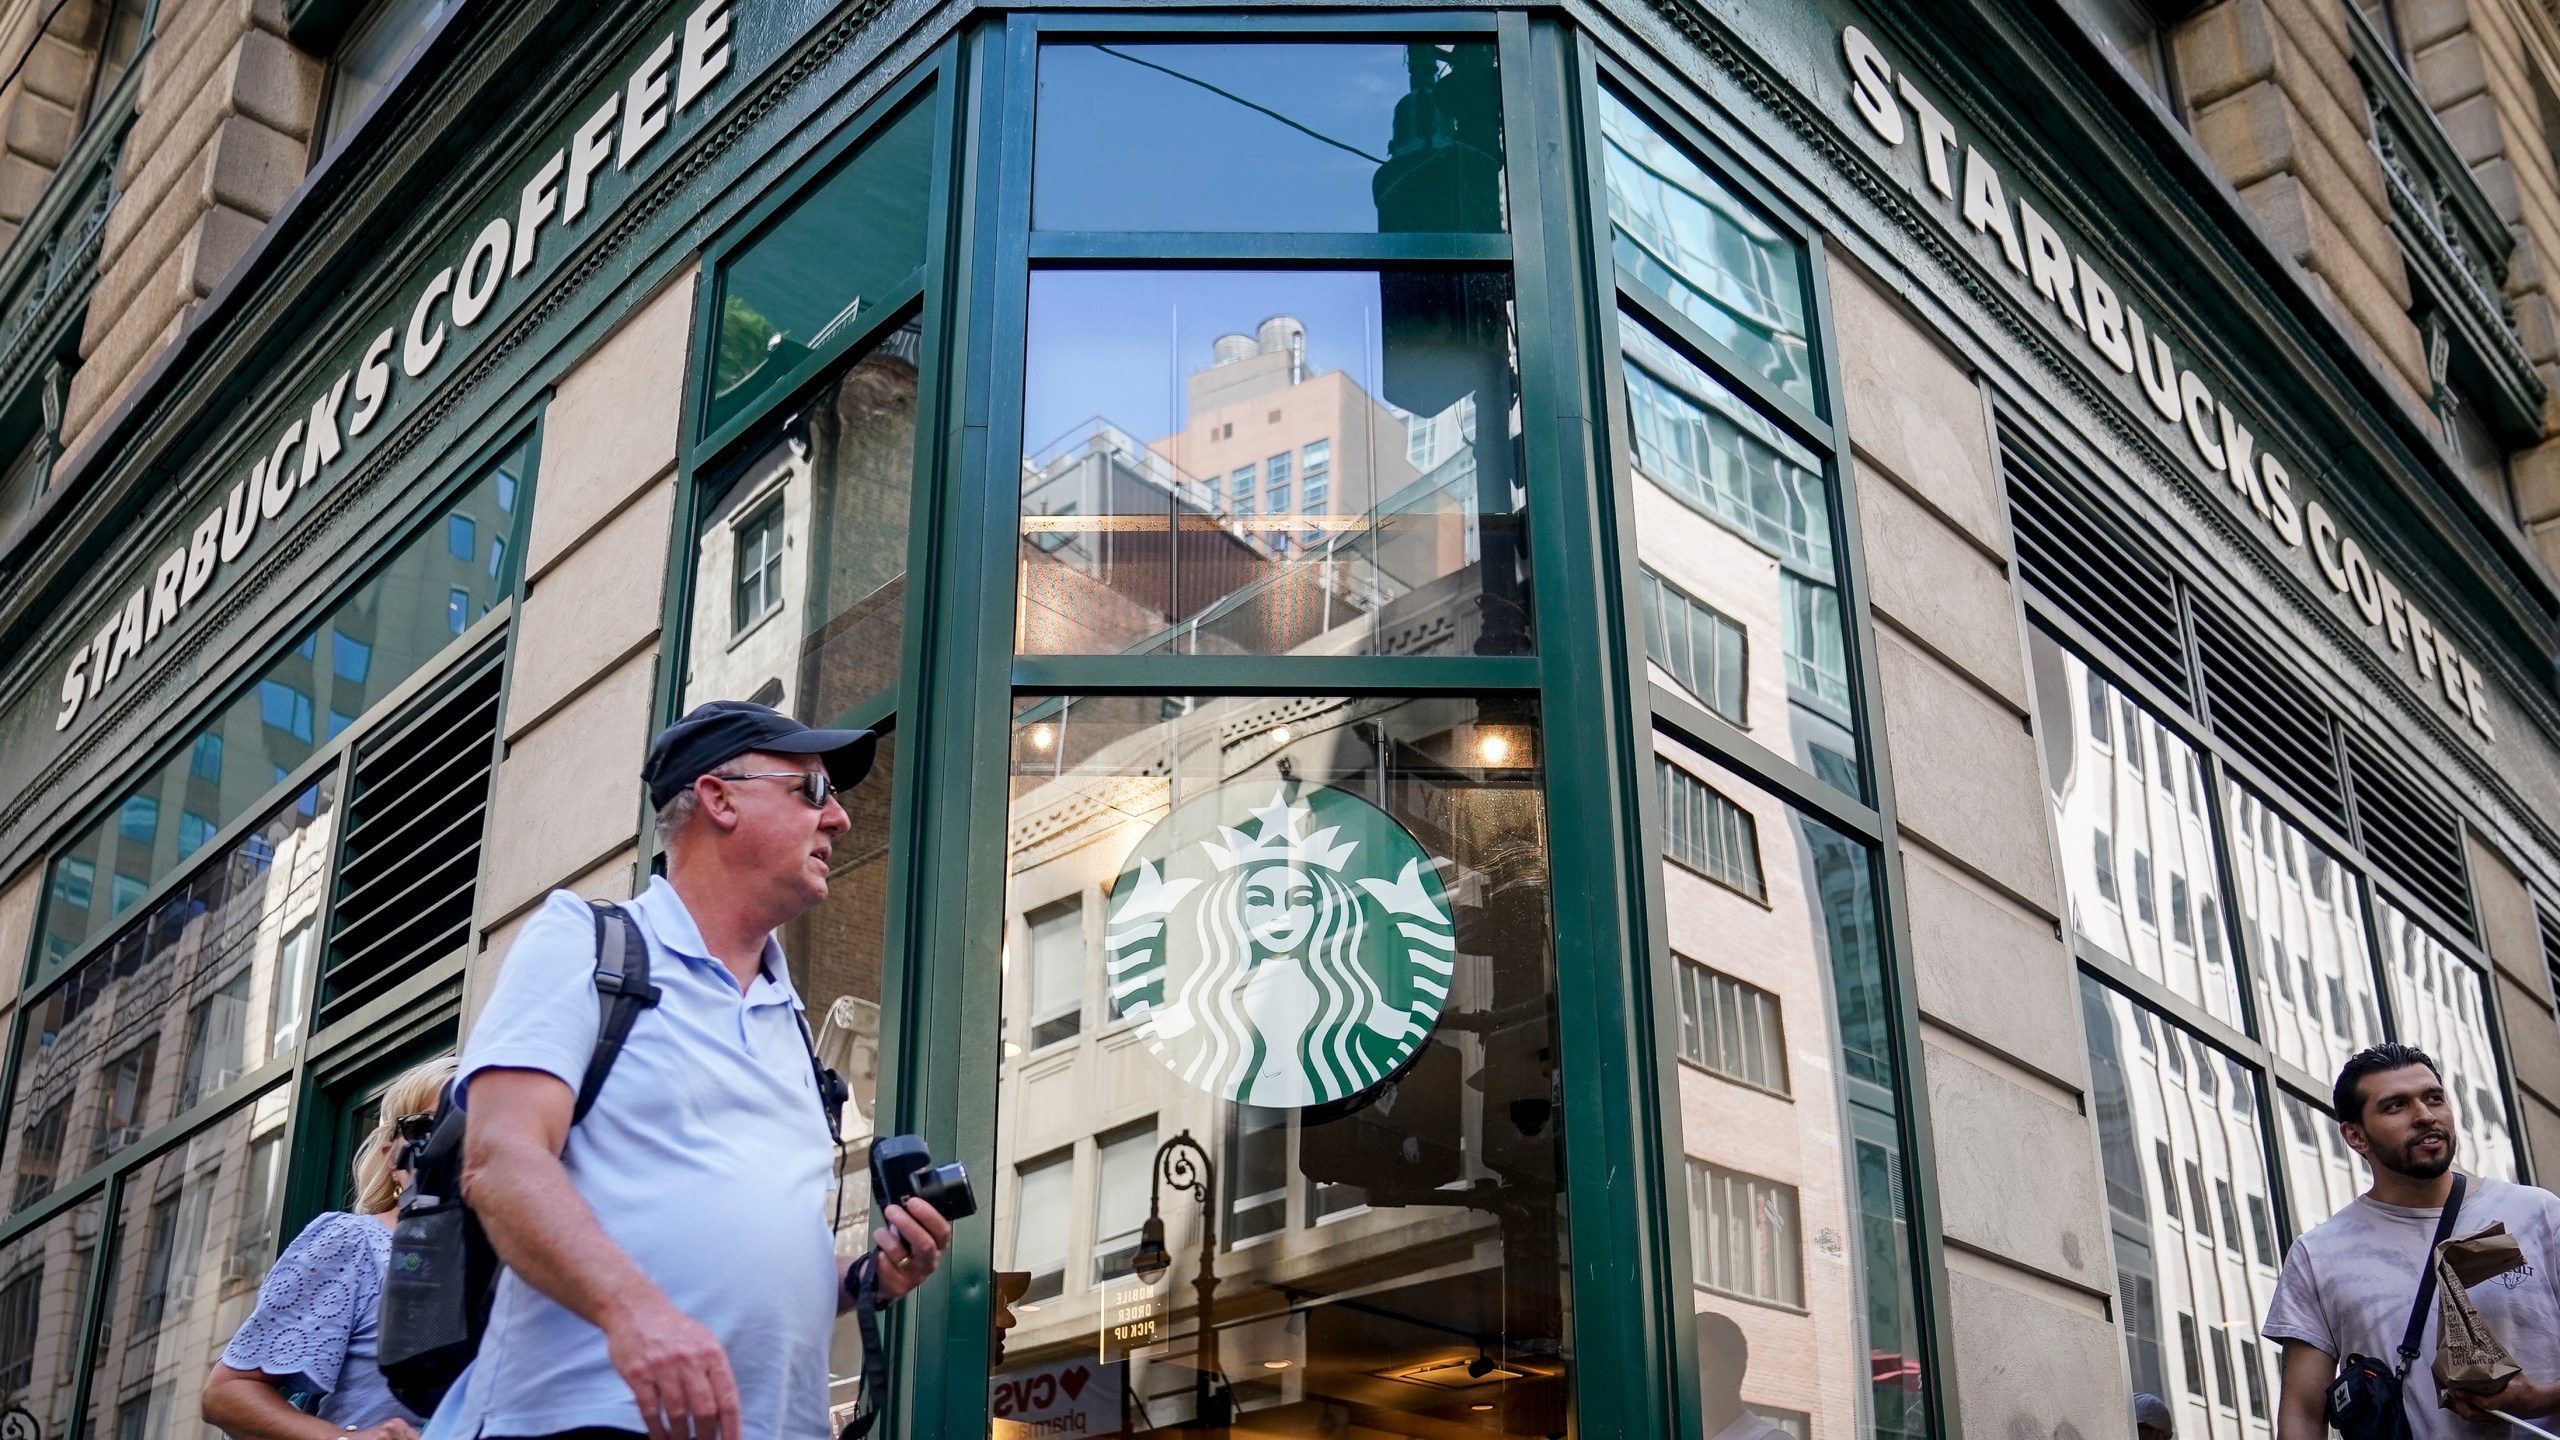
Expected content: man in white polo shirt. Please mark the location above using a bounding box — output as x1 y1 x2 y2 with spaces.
438 701 950 1440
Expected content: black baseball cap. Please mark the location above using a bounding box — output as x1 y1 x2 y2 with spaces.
643 700 878 808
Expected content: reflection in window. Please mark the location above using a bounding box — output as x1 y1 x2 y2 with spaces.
1651 736 1927 1440
1642 568 1747 723
38 441 528 977
1034 43 1504 235
2276 1091 2360 1231
1598 88 1813 406
1025 898 1085 1049
1658 759 1764 899
5 784 336 1215
2082 979 2280 1439
2224 783 2378 1084
80 1096 288 1440
706 95 934 436
1018 271 1529 659
0 1196 103 1434
1014 1152 1072 1304
1622 319 1856 795
2030 635 2240 1023
320 0 458 155
2375 900 2517 1182
991 695 1568 1435
686 326 921 724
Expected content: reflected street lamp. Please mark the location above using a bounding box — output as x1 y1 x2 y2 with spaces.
1130 1129 1227 1432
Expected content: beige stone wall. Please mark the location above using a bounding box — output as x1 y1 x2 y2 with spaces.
0 0 112 246
59 0 320 458
464 267 695 1024
1829 256 2134 1436
2173 0 2436 421
2465 829 2560 1171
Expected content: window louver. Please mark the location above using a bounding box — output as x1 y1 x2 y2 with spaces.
2191 601 2348 834
2539 909 2560 1023
321 644 504 1020
2000 426 2190 707
2345 735 2474 940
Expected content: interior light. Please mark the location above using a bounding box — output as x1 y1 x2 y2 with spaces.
1470 1403 1495 1412
1003 1041 1022 1058
1263 1360 1291 1370
1028 724 1056 753
1475 730 1514 766
1270 725 1292 745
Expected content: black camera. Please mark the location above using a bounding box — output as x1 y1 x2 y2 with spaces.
870 1134 977 1220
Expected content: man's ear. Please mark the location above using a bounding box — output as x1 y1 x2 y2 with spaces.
696 775 745 833
2340 1120 2372 1161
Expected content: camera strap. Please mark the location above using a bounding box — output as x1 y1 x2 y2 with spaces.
839 1252 889 1440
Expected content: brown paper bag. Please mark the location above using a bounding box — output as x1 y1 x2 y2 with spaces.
2434 1222 2528 1396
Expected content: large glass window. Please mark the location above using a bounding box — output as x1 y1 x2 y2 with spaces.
81 1092 291 1440
684 324 921 724
2082 978 2280 1437
703 97 936 437
1649 734 1925 1440
2031 635 2240 1024
1603 89 1855 799
3 785 336 1216
2274 1090 2362 1232
1033 42 1504 235
321 0 460 155
37 440 527 978
2223 784 2379 1083
990 695 1569 1435
2374 898 2517 1182
1016 270 1529 659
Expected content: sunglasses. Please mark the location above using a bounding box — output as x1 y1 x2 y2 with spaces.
394 1111 437 1143
710 768 838 808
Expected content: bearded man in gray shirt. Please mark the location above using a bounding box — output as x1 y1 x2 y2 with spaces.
2265 1043 2560 1440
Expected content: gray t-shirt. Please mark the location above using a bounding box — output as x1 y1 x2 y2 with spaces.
2264 1175 2560 1440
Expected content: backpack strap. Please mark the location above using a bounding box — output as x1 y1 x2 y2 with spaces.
2394 1172 2468 1375
795 1008 849 1146
575 900 662 1124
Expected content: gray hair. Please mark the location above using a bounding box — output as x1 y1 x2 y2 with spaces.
655 787 702 849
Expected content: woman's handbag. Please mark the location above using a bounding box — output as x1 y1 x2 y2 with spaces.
2327 1174 2468 1440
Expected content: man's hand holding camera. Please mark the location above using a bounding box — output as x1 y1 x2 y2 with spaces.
864 1199 952 1304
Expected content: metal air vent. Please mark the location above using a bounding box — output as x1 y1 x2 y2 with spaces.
2190 600 2348 833
1999 426 2191 706
320 643 505 1019
2345 734 2474 941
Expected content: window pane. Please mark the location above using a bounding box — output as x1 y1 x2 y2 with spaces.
36 439 528 977
1034 42 1503 234
686 326 921 722
993 695 1568 1434
1624 319 1856 796
2030 636 2241 1024
2081 978 2281 1437
1014 1152 1073 1303
5 783 333 1215
81 1090 291 1440
2223 783 2379 1080
1651 733 1927 1440
322 0 460 153
0 1193 103 1434
2374 899 2517 1182
1599 88 1814 408
1025 897 1085 1050
706 94 935 437
2274 1090 2360 1232
1019 271 1529 658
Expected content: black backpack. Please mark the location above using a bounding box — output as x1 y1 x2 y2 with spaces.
377 900 847 1416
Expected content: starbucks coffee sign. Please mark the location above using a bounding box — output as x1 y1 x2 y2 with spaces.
1105 784 1456 1108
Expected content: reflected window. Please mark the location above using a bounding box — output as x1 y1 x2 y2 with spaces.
1598 88 1813 406
2031 635 2242 1024
705 96 934 436
2224 783 2377 1082
1658 759 1763 899
1650 734 1927 1440
1644 568 1747 724
2375 900 2516 1182
1018 271 1529 658
686 325 921 722
1620 317 1855 795
1025 898 1085 1049
990 695 1569 1436
2081 978 2282 1437
0 1196 101 1432
1015 1152 1071 1304
1034 42 1503 234
6 783 337 1214
321 0 459 155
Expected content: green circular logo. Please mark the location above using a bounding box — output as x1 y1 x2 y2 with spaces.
1105 783 1456 1108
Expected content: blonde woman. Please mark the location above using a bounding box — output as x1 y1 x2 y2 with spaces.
204 1056 457 1440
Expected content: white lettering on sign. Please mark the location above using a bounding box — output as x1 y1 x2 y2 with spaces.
54 0 736 734
1840 25 2498 744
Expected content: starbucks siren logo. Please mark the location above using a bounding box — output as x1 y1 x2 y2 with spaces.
1105 783 1456 1107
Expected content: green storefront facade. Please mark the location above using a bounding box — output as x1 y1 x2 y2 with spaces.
0 1 2555 1438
